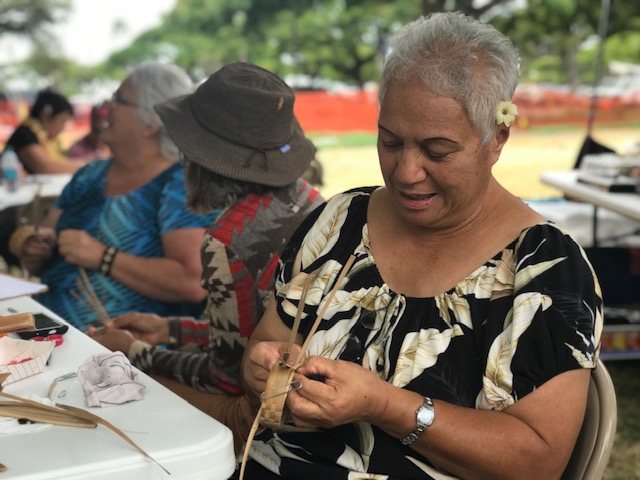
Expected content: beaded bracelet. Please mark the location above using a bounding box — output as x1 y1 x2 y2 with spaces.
99 246 118 276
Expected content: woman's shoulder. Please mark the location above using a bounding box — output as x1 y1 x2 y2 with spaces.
511 221 587 258
305 186 374 233
6 124 37 151
72 158 110 181
155 162 188 191
518 221 578 242
323 186 376 210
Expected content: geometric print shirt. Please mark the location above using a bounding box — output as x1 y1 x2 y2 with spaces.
245 186 604 479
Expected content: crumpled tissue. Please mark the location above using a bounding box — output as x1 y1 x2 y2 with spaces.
78 351 145 407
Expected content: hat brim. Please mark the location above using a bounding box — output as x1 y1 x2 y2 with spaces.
155 94 316 187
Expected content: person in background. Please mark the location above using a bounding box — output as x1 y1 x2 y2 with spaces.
12 62 217 331
67 103 111 162
5 88 84 174
239 12 602 479
0 89 83 269
87 62 324 454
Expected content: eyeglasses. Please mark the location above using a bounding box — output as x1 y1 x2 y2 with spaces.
111 91 139 108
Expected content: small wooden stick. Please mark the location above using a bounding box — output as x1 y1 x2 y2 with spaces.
29 183 43 226
283 277 312 364
74 268 109 324
70 288 106 323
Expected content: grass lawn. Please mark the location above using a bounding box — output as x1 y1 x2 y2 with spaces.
604 360 640 479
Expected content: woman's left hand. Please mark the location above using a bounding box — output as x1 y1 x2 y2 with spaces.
57 229 105 270
287 356 390 428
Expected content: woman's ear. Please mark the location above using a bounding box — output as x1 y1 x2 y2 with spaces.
495 124 510 150
141 123 159 138
40 104 53 122
488 125 510 166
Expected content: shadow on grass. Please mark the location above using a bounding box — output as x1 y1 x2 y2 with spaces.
603 360 640 479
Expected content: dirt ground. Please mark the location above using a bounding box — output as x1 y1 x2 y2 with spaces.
315 125 640 201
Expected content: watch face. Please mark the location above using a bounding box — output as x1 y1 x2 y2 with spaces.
417 404 435 426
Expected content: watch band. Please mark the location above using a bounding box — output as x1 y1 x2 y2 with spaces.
401 396 434 446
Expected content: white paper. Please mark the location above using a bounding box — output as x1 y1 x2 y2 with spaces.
0 273 48 301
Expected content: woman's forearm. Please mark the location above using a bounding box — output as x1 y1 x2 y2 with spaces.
107 251 206 303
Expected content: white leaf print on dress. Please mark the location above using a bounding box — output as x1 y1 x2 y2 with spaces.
300 191 364 269
391 325 464 388
477 292 552 410
335 422 376 474
436 293 472 330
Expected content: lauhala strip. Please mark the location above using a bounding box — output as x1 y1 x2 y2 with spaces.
72 267 109 324
239 254 357 480
0 389 169 475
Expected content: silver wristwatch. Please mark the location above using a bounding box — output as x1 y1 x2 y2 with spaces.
400 396 435 446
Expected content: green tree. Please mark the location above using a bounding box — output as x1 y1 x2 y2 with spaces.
492 0 640 87
0 0 75 91
253 1 420 88
22 0 640 93
0 0 70 36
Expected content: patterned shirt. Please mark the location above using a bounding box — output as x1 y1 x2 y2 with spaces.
244 187 603 479
37 159 217 330
128 179 324 395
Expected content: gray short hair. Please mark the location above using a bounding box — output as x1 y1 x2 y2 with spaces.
379 12 521 145
126 62 194 159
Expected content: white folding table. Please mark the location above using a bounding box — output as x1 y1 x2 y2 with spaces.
0 296 236 479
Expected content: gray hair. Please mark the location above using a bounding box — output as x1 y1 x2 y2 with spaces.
126 62 193 159
379 12 521 145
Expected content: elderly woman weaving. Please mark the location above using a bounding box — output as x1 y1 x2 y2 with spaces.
240 12 603 480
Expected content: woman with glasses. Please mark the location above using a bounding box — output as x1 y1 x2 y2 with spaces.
87 62 324 456
12 62 217 330
240 12 603 480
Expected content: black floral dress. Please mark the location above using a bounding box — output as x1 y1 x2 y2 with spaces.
244 187 603 480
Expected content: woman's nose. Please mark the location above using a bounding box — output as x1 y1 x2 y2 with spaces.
395 148 427 184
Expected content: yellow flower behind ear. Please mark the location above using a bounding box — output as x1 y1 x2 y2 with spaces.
495 101 518 127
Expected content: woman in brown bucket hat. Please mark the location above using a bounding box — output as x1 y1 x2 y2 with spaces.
89 62 324 454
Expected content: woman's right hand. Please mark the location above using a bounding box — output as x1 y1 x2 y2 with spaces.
242 341 304 406
19 227 56 273
108 312 170 345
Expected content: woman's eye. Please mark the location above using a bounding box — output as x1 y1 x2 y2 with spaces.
381 141 402 151
423 148 449 160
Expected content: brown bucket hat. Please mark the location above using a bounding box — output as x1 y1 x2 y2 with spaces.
155 62 316 187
